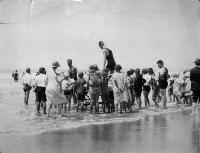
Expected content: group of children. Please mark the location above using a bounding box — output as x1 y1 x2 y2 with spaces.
168 71 193 106
21 62 193 116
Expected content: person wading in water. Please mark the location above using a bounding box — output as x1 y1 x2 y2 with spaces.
99 41 116 74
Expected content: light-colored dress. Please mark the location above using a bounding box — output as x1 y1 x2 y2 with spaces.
111 72 128 104
46 68 67 105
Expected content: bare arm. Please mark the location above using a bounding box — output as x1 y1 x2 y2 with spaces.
103 50 107 69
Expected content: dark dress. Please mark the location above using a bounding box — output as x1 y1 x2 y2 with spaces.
105 48 116 72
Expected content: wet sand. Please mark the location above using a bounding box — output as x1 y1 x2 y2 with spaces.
0 108 199 153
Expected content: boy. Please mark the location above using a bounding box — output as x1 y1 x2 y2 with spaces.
133 68 146 109
75 72 86 112
62 72 76 111
33 67 48 114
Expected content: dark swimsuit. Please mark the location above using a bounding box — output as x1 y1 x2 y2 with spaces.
105 48 116 72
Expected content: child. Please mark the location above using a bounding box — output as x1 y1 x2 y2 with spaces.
168 76 174 102
172 74 182 105
75 72 86 112
33 67 48 114
62 72 76 111
133 68 146 109
87 64 102 114
148 68 159 108
182 72 192 105
142 68 151 108
126 70 134 112
101 68 112 113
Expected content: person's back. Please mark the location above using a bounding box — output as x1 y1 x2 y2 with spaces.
76 77 86 95
190 67 200 92
88 72 102 88
134 74 145 91
105 48 116 67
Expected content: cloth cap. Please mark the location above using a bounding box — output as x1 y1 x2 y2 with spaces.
52 61 60 68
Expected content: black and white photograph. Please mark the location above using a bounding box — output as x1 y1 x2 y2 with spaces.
1 0 200 152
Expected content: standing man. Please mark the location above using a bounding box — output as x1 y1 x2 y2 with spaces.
190 59 200 109
67 59 78 106
99 41 116 74
67 59 78 81
156 60 168 109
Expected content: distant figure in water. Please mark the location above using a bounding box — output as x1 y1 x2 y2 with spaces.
12 70 19 82
99 41 116 74
22 68 33 105
190 58 200 111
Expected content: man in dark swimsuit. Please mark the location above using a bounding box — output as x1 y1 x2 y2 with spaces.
67 59 78 81
156 60 168 109
190 58 200 110
67 59 78 105
99 41 116 74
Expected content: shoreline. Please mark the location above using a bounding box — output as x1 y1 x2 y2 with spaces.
19 103 194 136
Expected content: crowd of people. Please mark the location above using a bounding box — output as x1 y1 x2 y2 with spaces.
19 41 200 116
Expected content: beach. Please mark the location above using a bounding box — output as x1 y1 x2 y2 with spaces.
0 72 200 153
1 0 200 152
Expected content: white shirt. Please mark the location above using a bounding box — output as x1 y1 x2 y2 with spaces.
33 74 48 87
62 78 75 91
143 73 151 86
156 67 166 81
22 73 33 86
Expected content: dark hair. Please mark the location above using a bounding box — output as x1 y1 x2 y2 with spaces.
142 68 148 74
135 68 140 74
99 41 104 47
129 69 134 74
67 59 72 64
115 64 122 71
157 60 164 65
26 68 31 73
78 72 84 78
148 68 154 74
39 67 45 74
127 71 132 76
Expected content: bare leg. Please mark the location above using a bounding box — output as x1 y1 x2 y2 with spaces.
43 102 46 114
136 97 141 109
115 104 118 113
160 89 167 109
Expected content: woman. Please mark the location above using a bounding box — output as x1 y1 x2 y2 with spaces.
87 64 102 114
99 41 116 74
46 61 68 116
111 64 128 113
22 68 33 105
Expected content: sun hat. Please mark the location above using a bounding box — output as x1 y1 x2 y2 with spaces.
52 61 60 68
194 58 200 64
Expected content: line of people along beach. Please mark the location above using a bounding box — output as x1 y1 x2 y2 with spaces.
17 41 200 116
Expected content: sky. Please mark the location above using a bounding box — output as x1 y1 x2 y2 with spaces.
0 0 200 72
